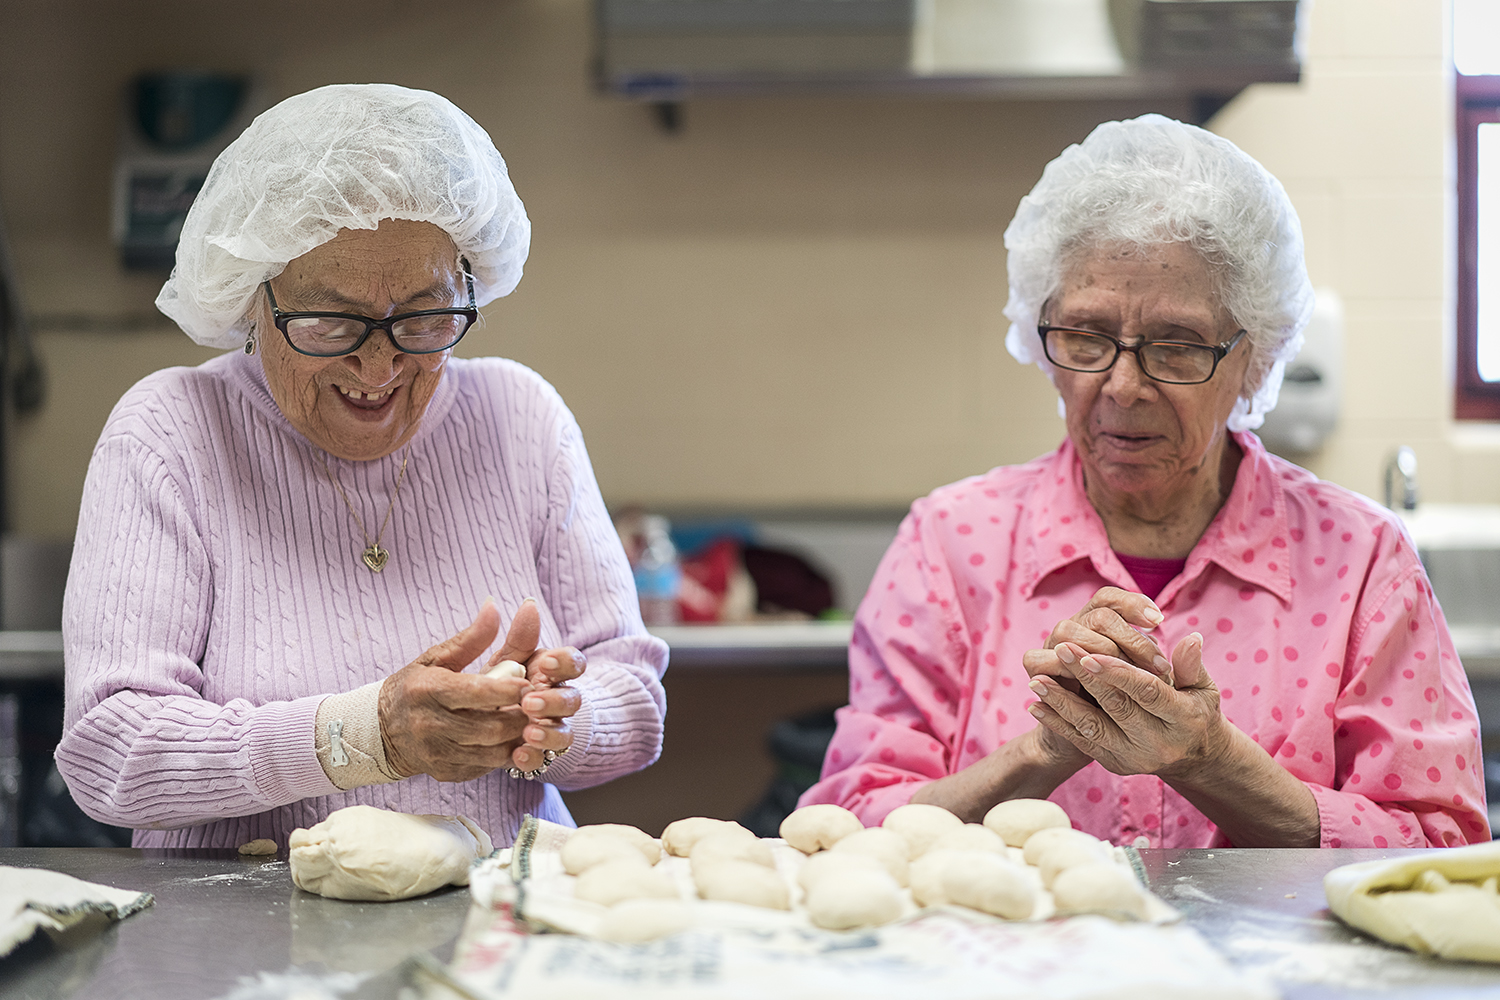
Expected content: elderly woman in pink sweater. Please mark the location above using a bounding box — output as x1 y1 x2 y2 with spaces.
56 85 667 848
801 116 1489 849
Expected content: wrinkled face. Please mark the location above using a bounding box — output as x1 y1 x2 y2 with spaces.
1047 242 1251 499
255 220 464 461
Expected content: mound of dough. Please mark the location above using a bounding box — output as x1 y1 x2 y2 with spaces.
690 830 775 869
910 849 961 907
943 851 1036 919
804 868 903 930
237 839 277 856
984 798 1071 847
1324 841 1500 963
881 804 963 858
289 805 493 901
574 859 680 906
1021 827 1104 866
1036 839 1113 888
662 817 748 858
799 850 889 896
780 804 864 854
563 835 647 876
830 827 911 886
1051 862 1149 920
597 899 696 943
579 824 662 862
929 823 1007 855
693 859 791 910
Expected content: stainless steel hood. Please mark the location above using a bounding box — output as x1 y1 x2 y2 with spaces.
595 0 1302 119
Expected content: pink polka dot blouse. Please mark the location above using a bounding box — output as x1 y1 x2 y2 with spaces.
801 433 1490 848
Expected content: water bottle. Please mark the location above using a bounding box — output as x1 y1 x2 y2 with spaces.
634 515 681 626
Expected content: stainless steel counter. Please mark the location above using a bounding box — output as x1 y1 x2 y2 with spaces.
4 847 1500 999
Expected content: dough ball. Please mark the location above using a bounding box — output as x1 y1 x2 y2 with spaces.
1034 840 1113 888
929 823 1007 855
574 859 680 907
983 798 1072 848
662 817 749 858
909 849 963 907
693 859 791 910
798 850 890 896
943 852 1036 920
574 824 662 864
562 832 652 876
881 804 963 858
1051 862 1149 920
690 830 775 869
597 899 696 943
289 805 493 901
829 827 910 886
1021 827 1105 867
485 659 527 679
804 869 903 930
237 838 277 856
779 804 864 854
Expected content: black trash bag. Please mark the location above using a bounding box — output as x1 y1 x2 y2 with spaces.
739 706 841 838
20 683 131 848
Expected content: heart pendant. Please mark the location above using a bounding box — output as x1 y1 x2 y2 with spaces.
362 545 389 573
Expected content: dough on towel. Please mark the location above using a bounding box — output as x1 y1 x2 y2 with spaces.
1051 862 1149 920
561 825 661 874
804 868 903 930
693 859 791 910
690 830 775 869
881 804 963 858
798 850 889 896
1021 827 1105 867
1324 841 1500 963
574 860 679 906
943 851 1035 919
662 817 749 858
780 804 864 854
830 827 911 886
929 823 1007 856
984 798 1071 848
597 899 696 942
289 805 493 901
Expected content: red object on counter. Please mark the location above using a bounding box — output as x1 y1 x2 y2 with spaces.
677 537 741 622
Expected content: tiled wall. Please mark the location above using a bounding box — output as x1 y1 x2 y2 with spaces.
0 0 1483 540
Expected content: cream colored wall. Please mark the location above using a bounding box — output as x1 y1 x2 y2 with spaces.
0 0 1485 541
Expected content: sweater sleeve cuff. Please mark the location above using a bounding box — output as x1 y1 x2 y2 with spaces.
314 682 403 790
249 695 341 803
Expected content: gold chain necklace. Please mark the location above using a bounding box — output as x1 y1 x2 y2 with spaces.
320 448 412 572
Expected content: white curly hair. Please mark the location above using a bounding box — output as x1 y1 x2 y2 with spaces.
1003 114 1314 431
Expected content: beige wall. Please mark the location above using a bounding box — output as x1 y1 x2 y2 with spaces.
0 0 1485 540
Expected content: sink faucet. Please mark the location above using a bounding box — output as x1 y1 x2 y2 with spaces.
1383 446 1418 511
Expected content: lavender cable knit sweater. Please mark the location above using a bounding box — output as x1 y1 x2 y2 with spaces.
57 350 668 848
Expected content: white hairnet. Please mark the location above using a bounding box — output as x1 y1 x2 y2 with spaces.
157 83 530 349
1003 114 1314 431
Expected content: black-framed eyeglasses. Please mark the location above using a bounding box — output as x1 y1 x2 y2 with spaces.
1037 325 1247 385
264 258 478 358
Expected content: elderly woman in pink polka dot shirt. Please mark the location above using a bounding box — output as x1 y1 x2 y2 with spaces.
801 116 1489 849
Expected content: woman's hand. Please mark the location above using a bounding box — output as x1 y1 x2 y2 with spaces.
1023 587 1172 692
378 600 585 782
1025 632 1229 779
486 603 587 773
378 600 525 781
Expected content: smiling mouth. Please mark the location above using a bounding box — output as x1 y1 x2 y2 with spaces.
335 384 398 411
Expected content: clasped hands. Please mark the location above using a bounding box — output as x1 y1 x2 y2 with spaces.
1021 587 1231 781
378 599 584 782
